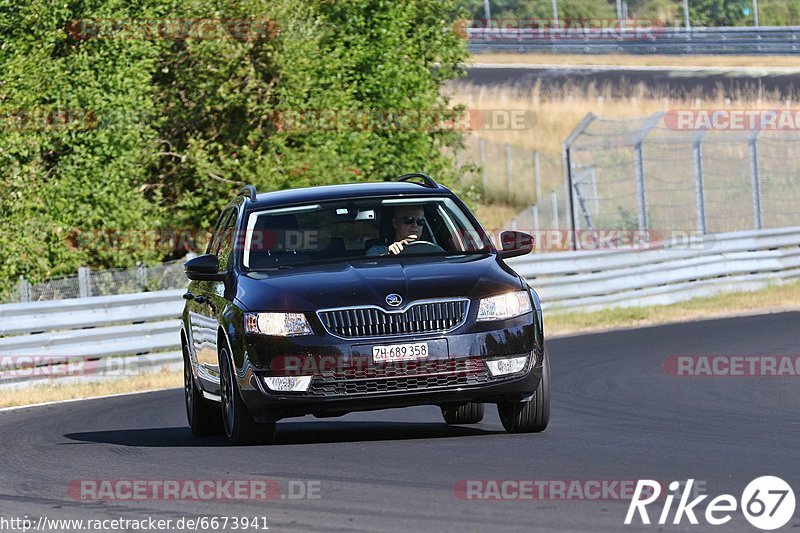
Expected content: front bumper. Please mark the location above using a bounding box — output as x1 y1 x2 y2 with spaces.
234 313 543 422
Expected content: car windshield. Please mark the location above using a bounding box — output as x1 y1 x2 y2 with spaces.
241 197 493 269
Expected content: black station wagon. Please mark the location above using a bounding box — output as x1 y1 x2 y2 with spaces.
181 173 550 444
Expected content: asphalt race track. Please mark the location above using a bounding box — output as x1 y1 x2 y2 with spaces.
1 312 798 532
464 65 800 98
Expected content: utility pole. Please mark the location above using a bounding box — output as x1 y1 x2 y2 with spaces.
552 0 559 27
753 0 759 27
483 0 491 22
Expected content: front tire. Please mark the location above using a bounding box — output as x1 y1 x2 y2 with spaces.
219 347 276 445
441 402 485 424
497 348 550 433
183 345 222 436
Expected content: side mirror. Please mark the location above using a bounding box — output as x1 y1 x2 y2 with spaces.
498 231 534 259
185 254 227 282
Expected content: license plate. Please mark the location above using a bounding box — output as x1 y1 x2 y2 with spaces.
372 342 429 362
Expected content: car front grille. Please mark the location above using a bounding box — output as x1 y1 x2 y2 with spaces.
318 299 469 338
306 358 491 397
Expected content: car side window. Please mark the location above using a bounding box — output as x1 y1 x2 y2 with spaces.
207 207 233 255
216 208 238 272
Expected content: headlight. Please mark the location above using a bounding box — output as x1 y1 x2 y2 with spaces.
476 291 532 322
244 312 313 336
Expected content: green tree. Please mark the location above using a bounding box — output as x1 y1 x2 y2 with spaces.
0 0 469 296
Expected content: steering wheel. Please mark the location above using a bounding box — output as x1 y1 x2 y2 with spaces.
399 240 445 255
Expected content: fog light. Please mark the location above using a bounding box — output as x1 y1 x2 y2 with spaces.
486 356 528 377
262 375 313 392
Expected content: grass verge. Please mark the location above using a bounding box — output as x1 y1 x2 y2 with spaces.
0 370 182 409
545 280 800 337
470 53 800 69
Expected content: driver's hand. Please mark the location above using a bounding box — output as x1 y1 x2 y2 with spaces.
388 234 417 255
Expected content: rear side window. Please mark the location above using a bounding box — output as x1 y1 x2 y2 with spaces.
216 208 238 272
207 207 234 255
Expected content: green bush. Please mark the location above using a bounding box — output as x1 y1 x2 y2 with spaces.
0 0 469 293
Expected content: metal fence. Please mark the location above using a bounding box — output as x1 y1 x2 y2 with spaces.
454 136 568 232
468 25 800 55
563 112 800 248
8 258 190 304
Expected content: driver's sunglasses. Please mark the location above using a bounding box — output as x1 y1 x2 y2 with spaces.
399 216 425 226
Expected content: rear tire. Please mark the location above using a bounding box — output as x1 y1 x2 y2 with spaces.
219 347 276 445
183 344 222 436
441 402 484 425
498 348 550 433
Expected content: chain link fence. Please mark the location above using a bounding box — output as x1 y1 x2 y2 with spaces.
564 112 800 245
453 135 568 233
8 258 190 304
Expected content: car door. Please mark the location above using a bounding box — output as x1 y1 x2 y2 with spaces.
189 207 236 389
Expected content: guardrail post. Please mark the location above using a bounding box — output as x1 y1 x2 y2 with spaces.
504 143 513 192
748 131 763 230
692 132 707 234
78 267 92 298
479 138 487 190
18 275 31 303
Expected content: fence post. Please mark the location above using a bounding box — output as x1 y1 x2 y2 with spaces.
18 275 31 303
136 263 149 289
630 112 663 241
479 138 487 190
78 267 92 298
562 113 597 250
692 131 707 235
504 143 513 192
748 130 763 230
533 151 541 203
633 142 649 235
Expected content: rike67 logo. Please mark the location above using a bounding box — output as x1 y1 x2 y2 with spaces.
626 477 796 530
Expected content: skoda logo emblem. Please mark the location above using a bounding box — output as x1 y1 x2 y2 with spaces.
385 294 403 307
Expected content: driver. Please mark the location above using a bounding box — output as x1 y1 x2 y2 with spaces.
366 206 425 256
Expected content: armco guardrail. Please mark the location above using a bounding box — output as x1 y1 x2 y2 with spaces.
1 226 798 383
0 289 185 387
468 26 800 54
508 226 800 311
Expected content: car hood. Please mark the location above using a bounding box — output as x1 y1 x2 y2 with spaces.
235 254 523 311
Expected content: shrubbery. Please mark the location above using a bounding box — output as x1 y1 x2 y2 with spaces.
0 0 469 295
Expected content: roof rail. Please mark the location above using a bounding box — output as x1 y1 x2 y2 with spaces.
238 185 257 201
396 173 439 189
